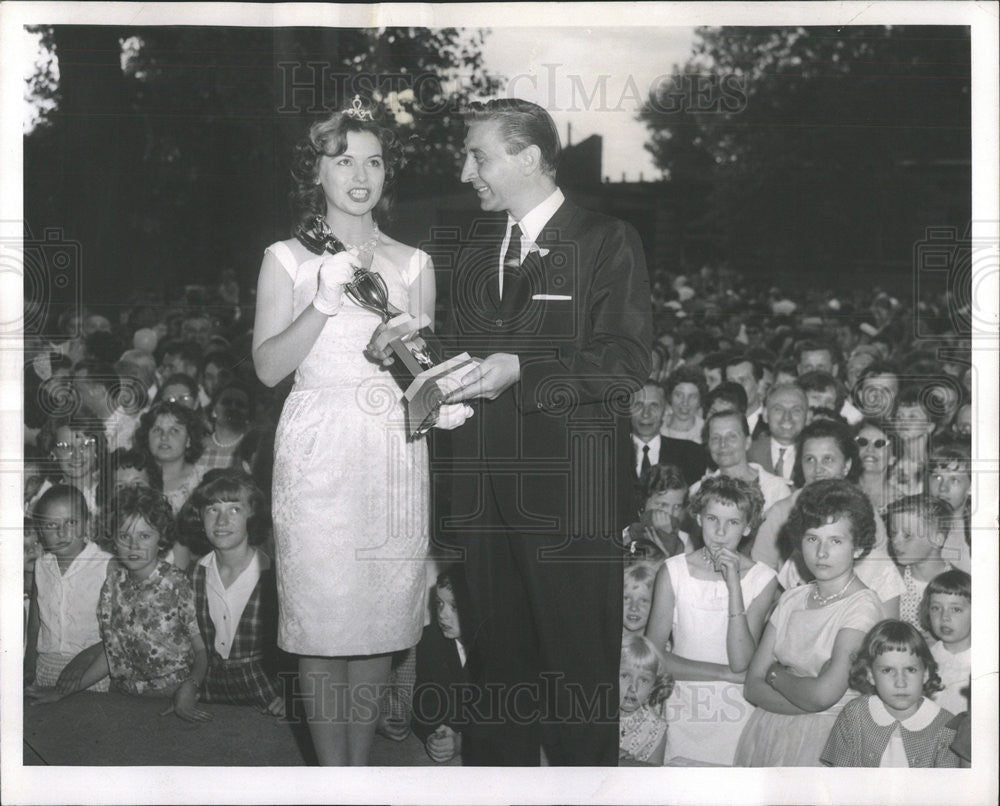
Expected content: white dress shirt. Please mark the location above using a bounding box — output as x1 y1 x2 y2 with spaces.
769 438 796 481
632 434 661 477
198 549 269 659
498 188 565 297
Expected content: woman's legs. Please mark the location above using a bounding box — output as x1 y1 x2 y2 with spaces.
346 652 393 765
299 656 349 765
299 652 394 766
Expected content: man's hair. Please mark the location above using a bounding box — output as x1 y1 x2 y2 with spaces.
157 338 204 372
702 350 736 373
464 98 561 176
725 352 765 381
795 339 841 369
765 382 808 408
703 381 748 416
797 370 845 411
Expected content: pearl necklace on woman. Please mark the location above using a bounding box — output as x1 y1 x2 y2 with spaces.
211 431 243 449
810 574 857 606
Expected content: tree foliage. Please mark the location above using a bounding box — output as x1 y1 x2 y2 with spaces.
639 26 971 285
24 26 499 301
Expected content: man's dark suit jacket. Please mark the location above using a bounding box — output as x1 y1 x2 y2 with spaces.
436 197 652 766
441 199 652 548
747 433 777 474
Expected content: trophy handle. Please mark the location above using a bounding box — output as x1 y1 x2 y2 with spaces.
294 216 347 256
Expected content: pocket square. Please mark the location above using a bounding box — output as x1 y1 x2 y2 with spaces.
532 294 572 301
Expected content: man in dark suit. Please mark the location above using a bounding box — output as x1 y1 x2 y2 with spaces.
746 383 808 484
630 380 708 490
441 98 652 766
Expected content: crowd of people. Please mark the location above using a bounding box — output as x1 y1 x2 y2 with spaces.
21 99 975 769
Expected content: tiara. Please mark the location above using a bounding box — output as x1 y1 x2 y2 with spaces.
344 95 374 122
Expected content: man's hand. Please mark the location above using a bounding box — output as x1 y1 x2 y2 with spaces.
425 724 461 763
444 353 520 402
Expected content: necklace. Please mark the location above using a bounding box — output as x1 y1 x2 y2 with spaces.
211 431 243 448
341 223 380 255
811 574 856 606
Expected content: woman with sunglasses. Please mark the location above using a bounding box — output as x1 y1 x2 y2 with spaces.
854 419 905 524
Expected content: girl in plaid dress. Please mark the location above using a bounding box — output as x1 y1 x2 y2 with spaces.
188 469 284 715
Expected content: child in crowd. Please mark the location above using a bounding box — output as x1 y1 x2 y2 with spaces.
735 479 884 766
919 570 971 717
188 469 284 714
412 567 471 764
886 495 954 631
647 476 777 765
24 485 112 691
625 464 690 560
135 400 206 520
821 620 960 767
28 486 210 723
926 440 972 573
619 635 672 765
111 447 152 491
623 563 657 638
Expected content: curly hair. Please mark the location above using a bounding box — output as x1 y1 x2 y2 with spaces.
918 569 971 635
620 634 674 707
688 474 765 531
107 484 177 557
289 104 404 231
848 619 943 697
135 401 206 467
785 478 877 560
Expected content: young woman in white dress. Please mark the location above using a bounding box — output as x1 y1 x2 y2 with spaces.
252 102 457 765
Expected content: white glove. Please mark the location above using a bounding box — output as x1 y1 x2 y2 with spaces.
312 252 357 316
434 403 474 430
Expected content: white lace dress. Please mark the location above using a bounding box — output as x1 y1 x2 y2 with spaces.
268 241 430 656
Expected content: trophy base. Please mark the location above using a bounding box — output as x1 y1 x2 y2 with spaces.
404 352 478 437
